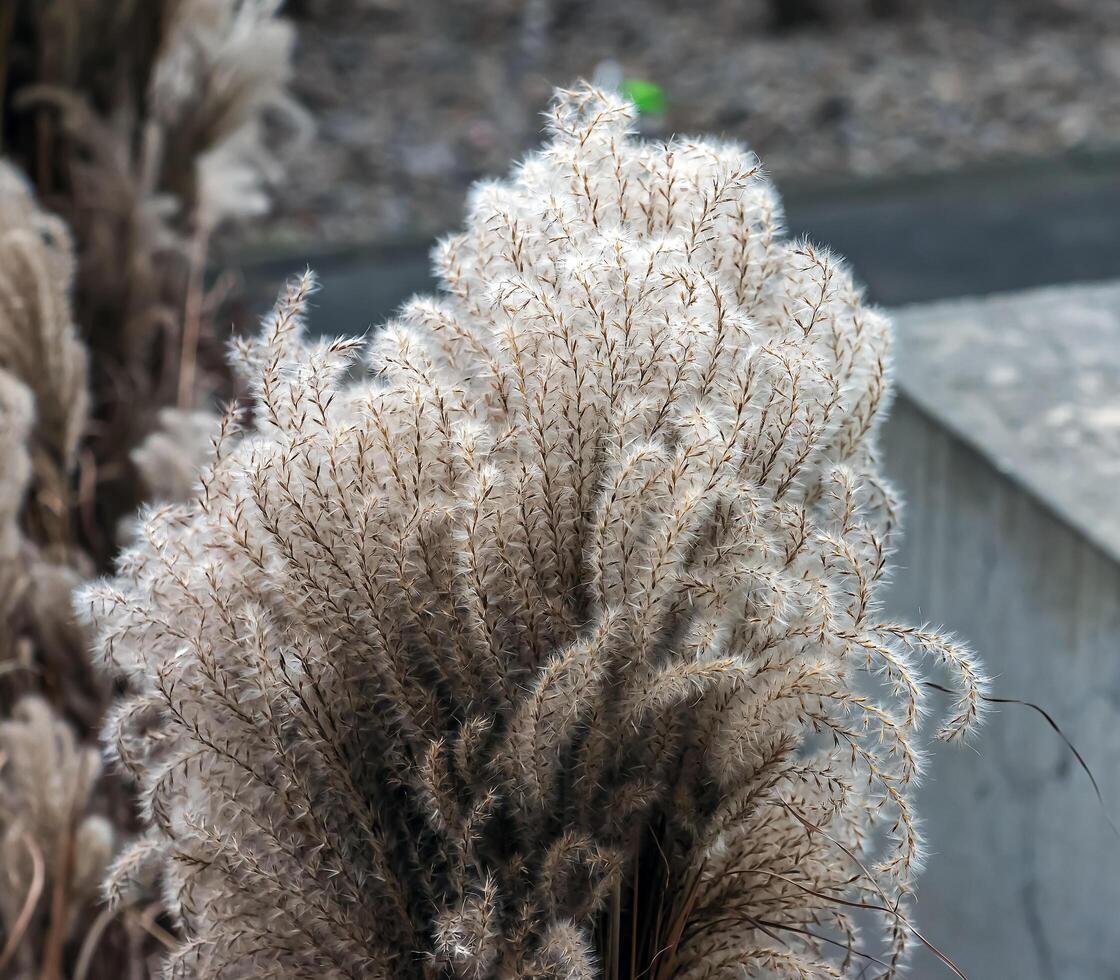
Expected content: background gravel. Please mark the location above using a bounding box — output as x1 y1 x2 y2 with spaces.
251 0 1120 249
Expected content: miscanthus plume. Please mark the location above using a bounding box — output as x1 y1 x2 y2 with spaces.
81 85 986 979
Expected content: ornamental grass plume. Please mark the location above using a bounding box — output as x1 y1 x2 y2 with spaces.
0 697 114 979
83 85 987 979
1 3 300 975
0 160 149 980
0 0 301 749
1 0 303 567
0 161 102 731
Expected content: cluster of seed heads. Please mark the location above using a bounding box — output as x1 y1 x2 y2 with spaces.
81 85 986 979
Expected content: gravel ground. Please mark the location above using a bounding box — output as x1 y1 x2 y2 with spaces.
253 0 1120 249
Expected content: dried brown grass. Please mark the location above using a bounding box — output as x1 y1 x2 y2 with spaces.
0 2 298 976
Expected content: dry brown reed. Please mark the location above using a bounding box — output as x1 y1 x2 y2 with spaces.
1 3 299 976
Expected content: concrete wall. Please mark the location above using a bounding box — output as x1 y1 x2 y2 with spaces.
881 395 1120 979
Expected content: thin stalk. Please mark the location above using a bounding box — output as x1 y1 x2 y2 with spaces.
0 834 45 973
39 756 86 980
177 220 211 409
629 843 639 980
0 0 14 151
608 875 621 980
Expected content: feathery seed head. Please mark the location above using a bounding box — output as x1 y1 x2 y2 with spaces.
81 84 985 978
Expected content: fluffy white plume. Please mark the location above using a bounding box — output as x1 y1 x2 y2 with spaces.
82 85 985 979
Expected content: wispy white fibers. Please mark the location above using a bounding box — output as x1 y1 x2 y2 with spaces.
81 84 985 979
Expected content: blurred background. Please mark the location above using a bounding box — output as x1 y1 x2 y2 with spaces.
240 0 1120 307
3 0 1120 976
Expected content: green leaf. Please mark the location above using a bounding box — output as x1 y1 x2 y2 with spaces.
621 79 665 116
